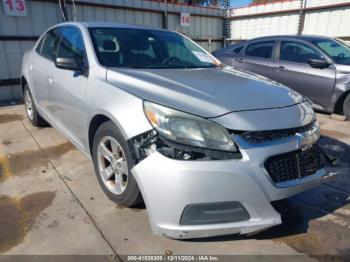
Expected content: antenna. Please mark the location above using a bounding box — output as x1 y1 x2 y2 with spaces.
72 0 77 21
58 0 67 22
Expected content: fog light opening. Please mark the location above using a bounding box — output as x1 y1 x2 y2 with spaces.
180 201 250 226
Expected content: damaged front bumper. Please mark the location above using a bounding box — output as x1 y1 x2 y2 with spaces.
130 130 337 239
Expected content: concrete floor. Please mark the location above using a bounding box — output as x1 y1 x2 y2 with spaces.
0 105 349 260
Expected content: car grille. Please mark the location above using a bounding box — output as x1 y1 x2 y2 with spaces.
264 145 324 183
239 121 315 144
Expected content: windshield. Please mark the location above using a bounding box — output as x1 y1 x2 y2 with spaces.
89 27 218 69
312 39 350 65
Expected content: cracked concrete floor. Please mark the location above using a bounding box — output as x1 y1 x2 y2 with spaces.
0 105 349 260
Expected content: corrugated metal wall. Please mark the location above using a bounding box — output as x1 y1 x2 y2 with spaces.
230 14 299 40
229 0 301 40
0 0 224 102
303 0 350 37
229 0 350 42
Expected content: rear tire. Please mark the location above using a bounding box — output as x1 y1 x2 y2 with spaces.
23 84 48 127
344 94 350 121
92 121 143 207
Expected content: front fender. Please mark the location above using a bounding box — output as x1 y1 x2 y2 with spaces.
85 77 153 145
328 66 350 112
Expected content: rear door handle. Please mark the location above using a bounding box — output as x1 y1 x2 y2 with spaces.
48 76 54 85
274 66 287 72
236 58 244 63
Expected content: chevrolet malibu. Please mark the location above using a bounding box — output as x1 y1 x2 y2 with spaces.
21 22 333 239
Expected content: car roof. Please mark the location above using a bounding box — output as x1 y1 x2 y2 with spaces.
224 35 336 50
246 35 335 42
55 21 168 32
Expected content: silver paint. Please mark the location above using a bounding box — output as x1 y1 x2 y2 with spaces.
21 22 333 239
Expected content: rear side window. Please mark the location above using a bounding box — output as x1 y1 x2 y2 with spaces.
280 41 321 64
57 27 86 65
245 41 274 59
40 28 60 61
232 46 243 54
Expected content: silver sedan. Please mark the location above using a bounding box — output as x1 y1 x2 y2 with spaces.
21 22 335 239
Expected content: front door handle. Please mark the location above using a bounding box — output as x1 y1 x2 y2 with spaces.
236 58 244 63
48 76 54 85
274 66 287 72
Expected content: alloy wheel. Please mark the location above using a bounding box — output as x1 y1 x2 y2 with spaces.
25 89 34 120
97 136 129 195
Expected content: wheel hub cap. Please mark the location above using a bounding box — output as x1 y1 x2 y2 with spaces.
97 136 128 195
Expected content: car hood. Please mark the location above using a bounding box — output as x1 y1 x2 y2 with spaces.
334 64 350 74
106 66 304 118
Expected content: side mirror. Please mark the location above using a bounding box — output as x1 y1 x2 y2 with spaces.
308 59 330 69
55 57 85 73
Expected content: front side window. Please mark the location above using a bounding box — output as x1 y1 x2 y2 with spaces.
88 28 218 69
245 41 274 59
312 39 350 65
57 27 87 66
40 28 60 61
279 41 322 64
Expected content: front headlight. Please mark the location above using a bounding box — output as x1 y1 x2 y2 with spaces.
143 101 237 152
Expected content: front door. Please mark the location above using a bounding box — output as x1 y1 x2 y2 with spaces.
47 26 89 148
273 40 336 109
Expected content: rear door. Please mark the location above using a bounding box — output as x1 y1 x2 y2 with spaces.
273 40 336 108
28 28 59 112
236 40 275 78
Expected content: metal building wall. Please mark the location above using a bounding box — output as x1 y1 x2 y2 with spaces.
229 0 350 42
230 13 299 40
229 0 300 40
0 0 224 102
303 0 350 37
0 0 62 102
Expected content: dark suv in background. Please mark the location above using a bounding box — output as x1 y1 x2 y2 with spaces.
213 35 350 120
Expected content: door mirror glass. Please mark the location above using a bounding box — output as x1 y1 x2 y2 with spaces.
308 58 330 69
55 57 82 71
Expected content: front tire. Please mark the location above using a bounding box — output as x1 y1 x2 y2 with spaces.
23 84 48 127
344 94 350 120
92 121 143 207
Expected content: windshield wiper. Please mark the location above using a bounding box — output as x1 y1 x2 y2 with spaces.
127 65 149 69
183 65 218 69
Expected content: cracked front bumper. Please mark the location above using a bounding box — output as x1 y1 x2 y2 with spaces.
131 134 334 239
